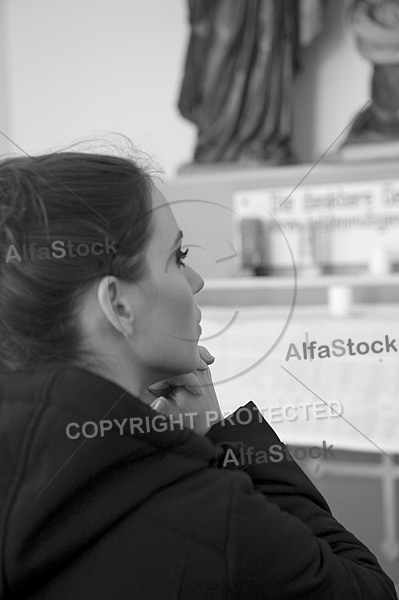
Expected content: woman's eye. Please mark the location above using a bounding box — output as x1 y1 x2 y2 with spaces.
176 247 189 267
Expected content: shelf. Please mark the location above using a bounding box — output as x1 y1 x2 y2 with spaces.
197 274 399 306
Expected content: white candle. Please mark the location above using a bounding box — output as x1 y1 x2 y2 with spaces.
369 246 390 275
327 285 353 317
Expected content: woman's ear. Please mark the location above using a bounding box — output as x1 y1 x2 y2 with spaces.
96 276 133 338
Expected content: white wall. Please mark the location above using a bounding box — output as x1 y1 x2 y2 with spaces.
1 0 196 176
0 0 372 176
0 0 12 156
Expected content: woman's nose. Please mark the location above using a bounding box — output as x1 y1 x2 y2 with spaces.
187 264 204 295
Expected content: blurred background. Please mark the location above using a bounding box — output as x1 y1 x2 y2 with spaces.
0 0 370 172
1 0 398 587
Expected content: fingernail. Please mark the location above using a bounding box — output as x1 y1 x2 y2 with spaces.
150 398 161 410
151 397 166 413
189 385 205 395
204 348 215 361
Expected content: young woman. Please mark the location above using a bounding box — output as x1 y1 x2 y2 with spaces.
0 148 396 599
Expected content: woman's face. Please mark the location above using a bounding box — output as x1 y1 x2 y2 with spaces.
124 186 204 380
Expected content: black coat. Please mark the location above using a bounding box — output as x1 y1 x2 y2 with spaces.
0 365 396 599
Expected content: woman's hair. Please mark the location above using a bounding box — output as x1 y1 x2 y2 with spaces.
0 141 155 370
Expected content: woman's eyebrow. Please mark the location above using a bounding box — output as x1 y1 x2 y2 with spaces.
169 230 183 250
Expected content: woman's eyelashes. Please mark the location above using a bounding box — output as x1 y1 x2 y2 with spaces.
164 246 189 273
176 246 189 267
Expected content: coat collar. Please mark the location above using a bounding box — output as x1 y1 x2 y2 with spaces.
0 365 246 470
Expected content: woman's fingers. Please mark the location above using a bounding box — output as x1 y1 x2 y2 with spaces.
197 357 208 371
146 381 171 395
198 345 215 365
147 349 215 391
150 396 168 414
148 372 205 396
172 372 205 395
146 348 216 408
147 351 221 436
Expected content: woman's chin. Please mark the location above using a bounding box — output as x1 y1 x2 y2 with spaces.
174 346 201 375
181 349 201 373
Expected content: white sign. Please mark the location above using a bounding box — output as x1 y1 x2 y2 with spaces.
233 179 399 232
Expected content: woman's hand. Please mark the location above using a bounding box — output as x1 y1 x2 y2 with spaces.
144 346 223 436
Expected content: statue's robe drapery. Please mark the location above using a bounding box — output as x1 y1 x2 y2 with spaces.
346 0 399 143
178 0 301 164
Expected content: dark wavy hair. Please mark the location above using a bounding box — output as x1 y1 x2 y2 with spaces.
0 143 155 370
